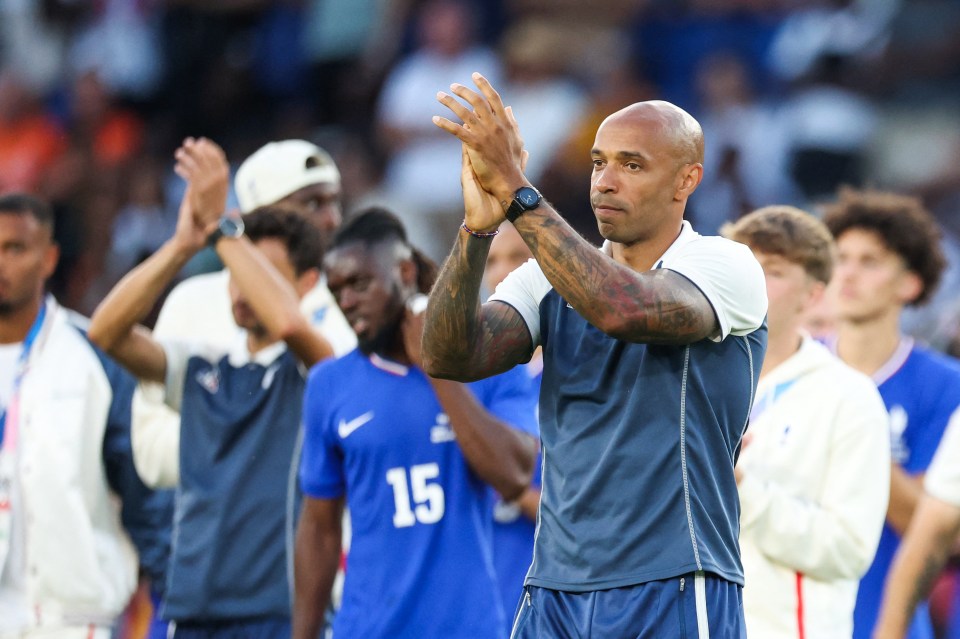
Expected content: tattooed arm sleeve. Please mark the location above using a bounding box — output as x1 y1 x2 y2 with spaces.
511 203 763 344
422 230 534 382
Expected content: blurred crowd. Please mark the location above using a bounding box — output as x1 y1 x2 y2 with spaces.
1 0 958 343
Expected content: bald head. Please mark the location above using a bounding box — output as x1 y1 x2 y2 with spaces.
602 101 704 167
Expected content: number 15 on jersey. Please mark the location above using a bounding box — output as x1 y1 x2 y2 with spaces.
386 463 446 528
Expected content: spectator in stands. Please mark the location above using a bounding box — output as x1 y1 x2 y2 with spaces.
375 0 502 260
0 68 66 195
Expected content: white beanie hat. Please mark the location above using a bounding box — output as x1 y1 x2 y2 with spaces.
234 140 341 214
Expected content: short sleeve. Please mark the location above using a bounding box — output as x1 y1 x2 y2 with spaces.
471 365 539 438
299 363 346 499
925 408 960 507
487 258 553 348
664 237 767 341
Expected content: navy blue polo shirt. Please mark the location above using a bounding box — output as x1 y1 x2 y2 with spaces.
489 221 768 591
159 336 304 621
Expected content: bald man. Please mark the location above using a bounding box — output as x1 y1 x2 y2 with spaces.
423 74 768 637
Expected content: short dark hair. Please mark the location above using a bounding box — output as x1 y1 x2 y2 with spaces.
332 206 438 293
823 188 946 305
243 206 323 275
722 206 834 284
0 193 55 237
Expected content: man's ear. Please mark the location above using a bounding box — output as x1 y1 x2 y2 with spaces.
296 267 321 298
898 270 924 306
801 279 826 314
675 163 704 201
399 257 418 290
42 242 60 280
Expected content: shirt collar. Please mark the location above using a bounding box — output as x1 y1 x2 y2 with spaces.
368 352 411 376
226 330 287 367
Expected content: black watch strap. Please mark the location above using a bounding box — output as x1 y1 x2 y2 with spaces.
207 214 244 246
505 186 542 223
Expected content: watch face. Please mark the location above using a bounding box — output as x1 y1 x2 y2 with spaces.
221 216 244 238
517 187 541 209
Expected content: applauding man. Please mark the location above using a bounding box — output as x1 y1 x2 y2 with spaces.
90 139 332 638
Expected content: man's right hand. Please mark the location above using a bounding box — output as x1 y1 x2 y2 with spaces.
433 73 526 207
174 137 230 231
459 134 530 234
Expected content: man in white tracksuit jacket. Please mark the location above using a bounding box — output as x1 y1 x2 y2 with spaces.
724 206 890 639
0 194 169 638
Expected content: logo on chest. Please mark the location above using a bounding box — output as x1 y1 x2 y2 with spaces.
430 413 456 444
339 411 375 439
889 404 910 464
195 367 220 394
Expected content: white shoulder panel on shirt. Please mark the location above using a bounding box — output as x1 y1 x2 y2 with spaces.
664 235 768 340
487 258 552 347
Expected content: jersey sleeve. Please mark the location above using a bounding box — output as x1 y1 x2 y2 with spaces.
299 363 346 499
487 258 553 348
471 365 540 438
925 407 960 507
664 237 768 341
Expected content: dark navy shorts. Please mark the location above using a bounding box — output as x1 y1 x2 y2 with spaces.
169 617 290 639
510 572 745 639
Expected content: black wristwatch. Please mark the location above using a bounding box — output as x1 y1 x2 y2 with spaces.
207 214 245 246
505 186 543 223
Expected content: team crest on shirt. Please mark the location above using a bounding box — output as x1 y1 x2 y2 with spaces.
196 367 220 394
430 413 456 443
889 404 909 464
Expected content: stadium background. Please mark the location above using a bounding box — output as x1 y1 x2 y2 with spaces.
1 0 960 636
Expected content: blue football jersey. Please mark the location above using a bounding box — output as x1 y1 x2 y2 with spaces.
852 341 960 639
300 350 538 639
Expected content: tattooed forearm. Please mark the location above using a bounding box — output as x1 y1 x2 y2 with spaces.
422 231 532 381
515 206 716 344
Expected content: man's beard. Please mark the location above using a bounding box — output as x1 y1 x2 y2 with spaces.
357 296 405 356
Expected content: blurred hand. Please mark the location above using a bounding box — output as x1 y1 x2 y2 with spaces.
174 137 229 231
172 183 208 253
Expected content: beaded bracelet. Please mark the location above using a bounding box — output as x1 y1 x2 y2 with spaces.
460 221 499 238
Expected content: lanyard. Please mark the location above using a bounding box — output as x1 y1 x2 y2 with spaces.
0 302 47 449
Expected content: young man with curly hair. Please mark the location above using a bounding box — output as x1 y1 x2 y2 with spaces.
823 188 960 639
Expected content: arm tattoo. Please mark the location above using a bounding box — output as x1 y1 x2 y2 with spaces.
422 232 532 381
516 208 716 344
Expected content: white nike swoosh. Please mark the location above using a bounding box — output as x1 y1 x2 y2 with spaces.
338 411 375 439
